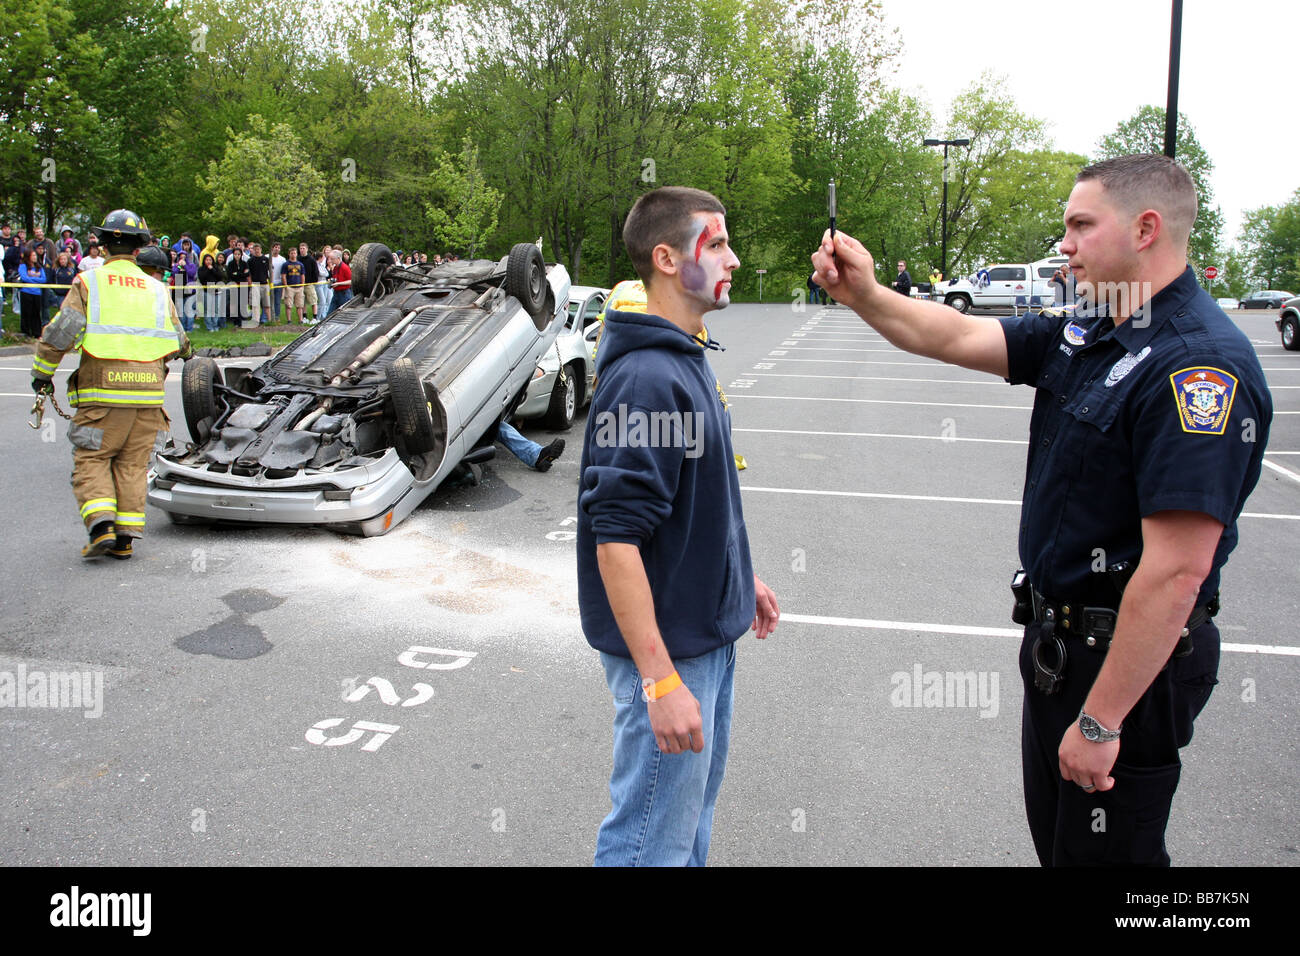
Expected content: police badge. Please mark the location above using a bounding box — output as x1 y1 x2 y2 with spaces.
1170 367 1238 435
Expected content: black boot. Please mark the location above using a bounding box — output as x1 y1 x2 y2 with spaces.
82 521 115 559
535 439 565 472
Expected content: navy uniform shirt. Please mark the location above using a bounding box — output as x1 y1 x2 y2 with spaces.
999 266 1272 606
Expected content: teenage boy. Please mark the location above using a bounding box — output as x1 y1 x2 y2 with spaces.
578 186 780 866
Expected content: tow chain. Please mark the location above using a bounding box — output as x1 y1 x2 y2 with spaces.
554 342 567 386
28 389 72 429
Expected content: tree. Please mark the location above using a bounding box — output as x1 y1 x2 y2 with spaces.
1238 189 1300 292
1095 105 1223 267
975 149 1085 265
200 115 328 239
0 0 106 231
425 137 502 257
926 73 1054 276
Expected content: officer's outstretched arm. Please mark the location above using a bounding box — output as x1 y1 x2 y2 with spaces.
812 230 1008 379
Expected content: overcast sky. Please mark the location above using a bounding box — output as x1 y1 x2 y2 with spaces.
878 0 1292 252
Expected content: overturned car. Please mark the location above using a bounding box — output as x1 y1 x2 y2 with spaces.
148 242 570 535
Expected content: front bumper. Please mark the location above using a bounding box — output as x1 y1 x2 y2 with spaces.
148 448 422 535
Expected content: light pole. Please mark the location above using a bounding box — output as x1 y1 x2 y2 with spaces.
924 137 969 282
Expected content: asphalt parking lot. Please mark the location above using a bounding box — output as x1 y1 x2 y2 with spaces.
1 301 1296 866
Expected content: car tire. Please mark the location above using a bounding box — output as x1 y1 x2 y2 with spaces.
386 357 439 455
946 294 971 313
1282 315 1300 351
352 242 396 299
181 356 224 443
544 363 578 430
506 243 547 319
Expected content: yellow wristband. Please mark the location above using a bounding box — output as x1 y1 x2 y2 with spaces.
641 671 682 703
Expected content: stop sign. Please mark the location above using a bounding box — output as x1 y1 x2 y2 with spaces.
1205 266 1219 280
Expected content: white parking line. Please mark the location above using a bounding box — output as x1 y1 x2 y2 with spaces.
733 427 1028 445
1263 458 1300 485
764 357 962 368
746 372 1005 387
786 337 887 343
741 484 1300 521
776 347 906 354
782 613 1300 656
741 485 1021 506
728 394 1031 410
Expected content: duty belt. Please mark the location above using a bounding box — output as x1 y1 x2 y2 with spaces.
1028 589 1219 696
1030 589 1219 651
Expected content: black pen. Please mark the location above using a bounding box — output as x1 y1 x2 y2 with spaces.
828 180 837 240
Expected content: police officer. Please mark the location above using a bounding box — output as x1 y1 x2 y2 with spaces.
812 154 1272 866
31 209 192 560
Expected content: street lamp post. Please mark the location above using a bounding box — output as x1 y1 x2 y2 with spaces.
923 137 970 282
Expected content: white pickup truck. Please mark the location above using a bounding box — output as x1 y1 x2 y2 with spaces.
935 256 1069 312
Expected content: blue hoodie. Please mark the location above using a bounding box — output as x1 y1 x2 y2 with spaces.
578 308 755 660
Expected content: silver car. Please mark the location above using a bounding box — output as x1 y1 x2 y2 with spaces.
514 285 608 429
149 242 571 535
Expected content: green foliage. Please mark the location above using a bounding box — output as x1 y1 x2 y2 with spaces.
199 115 328 240
425 138 502 257
2 0 1134 293
1095 105 1224 266
0 0 106 230
1238 190 1300 292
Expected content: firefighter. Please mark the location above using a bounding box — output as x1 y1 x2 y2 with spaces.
31 209 192 560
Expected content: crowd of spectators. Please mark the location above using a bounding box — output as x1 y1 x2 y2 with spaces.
2 222 462 337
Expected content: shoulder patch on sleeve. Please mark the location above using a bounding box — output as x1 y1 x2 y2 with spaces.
1170 366 1237 435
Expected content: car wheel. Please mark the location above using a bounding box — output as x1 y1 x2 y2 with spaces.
946 294 971 313
544 363 578 430
506 243 548 319
1283 315 1300 351
351 242 396 299
181 356 224 443
386 357 440 456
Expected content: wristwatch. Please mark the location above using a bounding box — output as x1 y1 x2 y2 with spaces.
1078 710 1122 742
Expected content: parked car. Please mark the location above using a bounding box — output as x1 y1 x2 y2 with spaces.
515 285 608 429
1278 296 1300 351
1240 290 1294 309
938 256 1068 312
1215 297 1239 311
148 241 571 535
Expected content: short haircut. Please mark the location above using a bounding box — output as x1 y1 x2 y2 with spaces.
623 186 726 286
1076 154 1197 248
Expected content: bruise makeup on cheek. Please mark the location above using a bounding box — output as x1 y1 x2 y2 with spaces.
681 215 728 303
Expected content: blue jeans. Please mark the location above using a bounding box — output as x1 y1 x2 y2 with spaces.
327 288 350 316
595 641 736 866
496 420 541 467
273 286 283 323
203 289 223 331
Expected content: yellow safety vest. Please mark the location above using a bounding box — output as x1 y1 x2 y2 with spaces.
598 279 648 322
81 258 179 362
